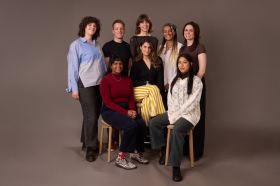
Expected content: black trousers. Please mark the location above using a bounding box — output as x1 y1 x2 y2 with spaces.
78 81 102 150
101 104 146 153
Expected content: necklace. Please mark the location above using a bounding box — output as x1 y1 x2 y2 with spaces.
112 74 122 82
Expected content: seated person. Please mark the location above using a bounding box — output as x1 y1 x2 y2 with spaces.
149 53 203 182
130 39 165 124
100 56 149 170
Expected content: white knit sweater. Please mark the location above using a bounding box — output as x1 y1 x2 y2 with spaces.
167 76 203 126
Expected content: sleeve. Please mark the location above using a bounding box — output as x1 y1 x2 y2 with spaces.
66 42 79 93
99 77 128 115
102 43 110 57
130 62 145 87
156 58 164 94
167 86 180 124
153 37 159 51
179 77 203 115
128 79 136 110
96 43 107 74
198 43 206 54
130 37 137 62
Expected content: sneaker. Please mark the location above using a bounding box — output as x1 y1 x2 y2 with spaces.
130 153 149 164
115 157 137 170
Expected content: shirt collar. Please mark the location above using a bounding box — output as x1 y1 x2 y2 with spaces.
80 37 96 45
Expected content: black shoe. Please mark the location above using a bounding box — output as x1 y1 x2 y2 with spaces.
86 147 97 162
158 146 166 165
172 167 182 182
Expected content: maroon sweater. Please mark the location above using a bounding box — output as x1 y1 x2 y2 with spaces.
100 73 136 115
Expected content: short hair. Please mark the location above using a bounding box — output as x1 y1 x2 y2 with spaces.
135 14 153 34
112 19 125 28
109 55 123 66
78 16 101 40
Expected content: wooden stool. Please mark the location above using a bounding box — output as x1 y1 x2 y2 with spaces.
165 124 194 168
99 119 121 162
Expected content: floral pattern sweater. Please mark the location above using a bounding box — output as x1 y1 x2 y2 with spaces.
167 76 203 126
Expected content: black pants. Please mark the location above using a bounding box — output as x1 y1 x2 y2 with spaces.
78 81 102 150
101 104 146 153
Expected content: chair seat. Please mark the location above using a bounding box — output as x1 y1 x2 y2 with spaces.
167 124 191 135
167 124 174 129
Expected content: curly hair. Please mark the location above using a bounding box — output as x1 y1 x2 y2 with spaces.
78 16 101 40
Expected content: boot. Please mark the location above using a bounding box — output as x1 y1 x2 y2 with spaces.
172 166 182 182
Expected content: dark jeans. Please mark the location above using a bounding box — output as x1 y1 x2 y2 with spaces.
149 112 193 167
78 82 102 150
101 103 146 153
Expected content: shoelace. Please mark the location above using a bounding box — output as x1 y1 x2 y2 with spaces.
117 152 126 160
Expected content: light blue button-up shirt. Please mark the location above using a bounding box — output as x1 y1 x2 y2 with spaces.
66 37 107 93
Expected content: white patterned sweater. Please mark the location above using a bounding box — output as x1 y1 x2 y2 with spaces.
167 76 203 126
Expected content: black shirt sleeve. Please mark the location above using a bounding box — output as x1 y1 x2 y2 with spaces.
102 43 110 57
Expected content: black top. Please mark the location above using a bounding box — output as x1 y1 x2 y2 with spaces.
102 40 131 76
129 35 158 62
130 58 164 94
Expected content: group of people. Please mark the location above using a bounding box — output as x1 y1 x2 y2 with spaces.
66 14 207 182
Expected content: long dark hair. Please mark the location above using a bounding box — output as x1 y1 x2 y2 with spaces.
137 39 161 69
78 16 101 40
170 53 194 95
158 23 178 55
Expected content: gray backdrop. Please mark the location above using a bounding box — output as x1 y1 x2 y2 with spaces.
0 0 279 186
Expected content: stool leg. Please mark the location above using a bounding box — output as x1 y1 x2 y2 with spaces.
107 127 113 162
118 130 121 147
189 130 194 168
99 124 104 155
165 128 171 166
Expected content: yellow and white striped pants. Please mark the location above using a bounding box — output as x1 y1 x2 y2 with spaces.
133 84 166 125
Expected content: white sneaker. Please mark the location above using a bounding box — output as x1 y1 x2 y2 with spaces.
115 157 137 170
130 153 149 164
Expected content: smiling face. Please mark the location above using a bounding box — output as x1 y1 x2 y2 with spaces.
85 22 97 37
140 41 152 57
111 60 123 75
178 56 190 74
163 25 174 41
112 22 125 40
183 24 195 41
139 20 150 33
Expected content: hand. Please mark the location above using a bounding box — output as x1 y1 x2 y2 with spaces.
131 110 137 119
164 84 169 91
71 91 79 100
127 110 137 119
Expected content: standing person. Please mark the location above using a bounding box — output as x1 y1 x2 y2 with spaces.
102 19 132 76
130 14 158 63
158 23 183 108
66 16 107 162
130 40 165 124
100 57 148 170
179 21 207 161
149 53 203 182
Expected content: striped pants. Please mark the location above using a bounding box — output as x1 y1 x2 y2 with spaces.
133 84 166 125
